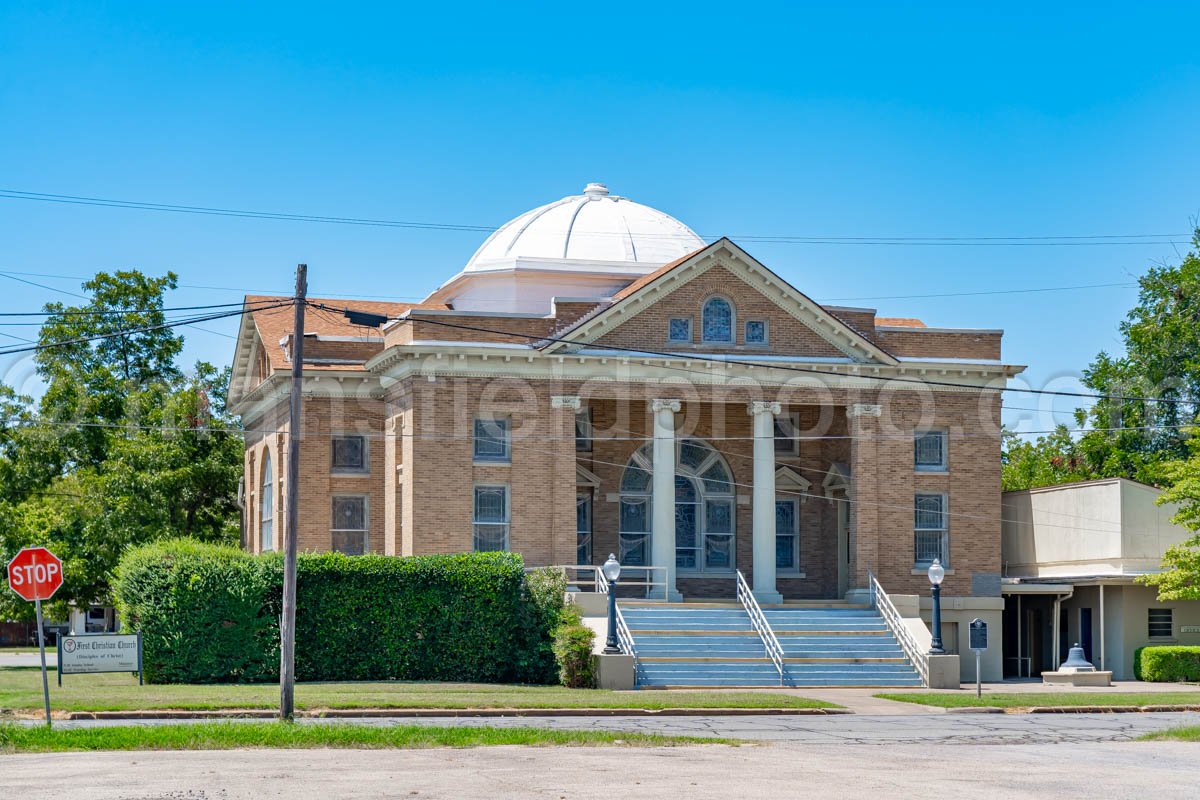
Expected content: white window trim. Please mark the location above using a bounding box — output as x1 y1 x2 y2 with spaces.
473 483 511 551
774 411 802 456
668 317 692 343
701 295 736 344
913 492 949 567
331 432 370 475
330 494 369 555
744 318 769 346
914 430 949 472
473 416 512 464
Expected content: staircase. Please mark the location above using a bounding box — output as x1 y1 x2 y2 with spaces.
621 600 923 688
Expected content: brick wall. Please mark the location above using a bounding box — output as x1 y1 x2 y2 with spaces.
875 328 1002 360
589 265 849 358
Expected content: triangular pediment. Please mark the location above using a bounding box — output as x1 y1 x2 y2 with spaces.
576 463 602 487
544 239 896 365
775 466 813 500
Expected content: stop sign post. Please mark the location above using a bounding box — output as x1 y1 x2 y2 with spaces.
6 547 64 726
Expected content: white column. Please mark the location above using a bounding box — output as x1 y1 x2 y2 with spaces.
749 401 783 604
651 399 682 602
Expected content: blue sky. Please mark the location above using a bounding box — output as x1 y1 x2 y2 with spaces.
1 2 1198 430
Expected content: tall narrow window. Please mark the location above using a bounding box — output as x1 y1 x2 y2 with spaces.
915 431 948 471
701 297 734 343
914 493 948 566
576 492 592 564
775 498 799 571
774 412 801 456
332 434 367 472
473 485 509 551
331 495 368 555
260 453 274 552
575 407 592 452
473 417 510 462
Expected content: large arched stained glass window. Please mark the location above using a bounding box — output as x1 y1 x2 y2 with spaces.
618 437 735 571
701 296 734 343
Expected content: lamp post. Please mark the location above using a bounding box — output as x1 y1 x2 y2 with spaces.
928 558 945 655
602 554 622 654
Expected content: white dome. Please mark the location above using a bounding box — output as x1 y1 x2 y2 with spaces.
464 183 705 273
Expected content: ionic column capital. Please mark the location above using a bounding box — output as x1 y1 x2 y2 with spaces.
747 401 782 417
650 398 682 414
550 395 582 411
847 403 882 418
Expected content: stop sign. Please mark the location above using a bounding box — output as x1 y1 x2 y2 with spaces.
6 547 64 602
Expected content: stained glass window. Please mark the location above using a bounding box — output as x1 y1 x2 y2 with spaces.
701 297 733 342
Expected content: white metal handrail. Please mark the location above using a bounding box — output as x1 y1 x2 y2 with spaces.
542 565 669 601
596 571 638 660
736 570 785 686
868 571 929 687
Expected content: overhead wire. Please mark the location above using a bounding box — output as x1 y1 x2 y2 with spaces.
0 188 1189 247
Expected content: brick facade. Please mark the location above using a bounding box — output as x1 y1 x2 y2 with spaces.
231 243 1016 601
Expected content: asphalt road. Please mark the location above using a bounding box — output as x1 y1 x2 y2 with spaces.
44 709 1200 744
2 739 1197 799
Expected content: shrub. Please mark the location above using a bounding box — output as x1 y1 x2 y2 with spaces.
552 607 595 688
114 540 559 685
1133 646 1200 682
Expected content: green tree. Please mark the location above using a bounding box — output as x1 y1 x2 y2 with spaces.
1140 437 1200 600
1001 425 1094 490
0 272 242 621
1073 228 1200 484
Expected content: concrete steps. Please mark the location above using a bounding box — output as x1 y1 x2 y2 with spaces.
621 601 923 689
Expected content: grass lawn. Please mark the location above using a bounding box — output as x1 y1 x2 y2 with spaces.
0 667 837 714
876 691 1200 709
0 721 730 752
1139 726 1200 742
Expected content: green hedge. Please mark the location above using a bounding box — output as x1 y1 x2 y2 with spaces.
1133 646 1200 682
113 540 562 685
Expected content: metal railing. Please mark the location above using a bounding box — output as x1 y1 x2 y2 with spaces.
868 571 929 687
736 570 785 686
542 564 669 601
596 571 638 661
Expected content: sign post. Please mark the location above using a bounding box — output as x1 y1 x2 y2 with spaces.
6 547 64 727
969 618 988 700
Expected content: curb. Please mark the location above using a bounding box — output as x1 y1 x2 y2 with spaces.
937 704 1200 715
64 707 852 721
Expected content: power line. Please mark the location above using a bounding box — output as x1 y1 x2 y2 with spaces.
0 301 292 358
0 266 1154 306
0 299 270 318
1 188 1190 247
340 307 1200 407
0 413 1139 532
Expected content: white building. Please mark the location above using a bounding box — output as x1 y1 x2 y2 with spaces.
1001 478 1200 679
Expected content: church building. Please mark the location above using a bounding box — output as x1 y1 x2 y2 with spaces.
228 183 1023 684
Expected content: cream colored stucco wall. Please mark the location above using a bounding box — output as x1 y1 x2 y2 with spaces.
1003 479 1190 579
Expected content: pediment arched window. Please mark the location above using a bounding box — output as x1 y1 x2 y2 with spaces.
701 296 734 343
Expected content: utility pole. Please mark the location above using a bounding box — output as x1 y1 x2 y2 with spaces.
280 263 307 721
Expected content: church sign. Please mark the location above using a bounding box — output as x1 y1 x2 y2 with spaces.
57 633 143 684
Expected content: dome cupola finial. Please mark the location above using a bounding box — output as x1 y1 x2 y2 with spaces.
583 182 609 198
